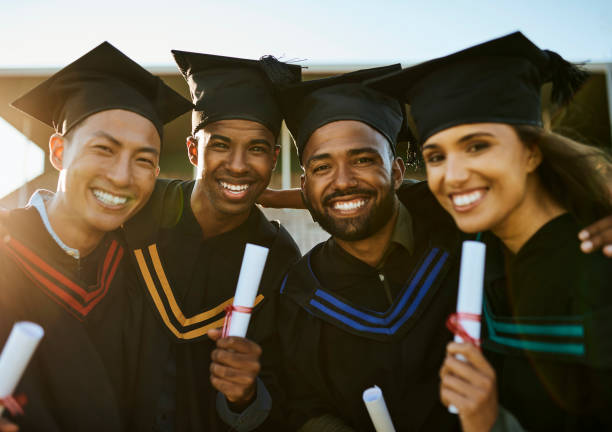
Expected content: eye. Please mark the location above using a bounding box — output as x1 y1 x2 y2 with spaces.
136 157 156 167
467 141 490 153
354 156 374 165
423 152 445 165
93 144 113 153
312 163 330 174
210 141 229 150
250 145 270 154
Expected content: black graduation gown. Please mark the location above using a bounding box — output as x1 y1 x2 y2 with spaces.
278 182 461 431
122 179 302 431
482 214 612 430
0 206 135 431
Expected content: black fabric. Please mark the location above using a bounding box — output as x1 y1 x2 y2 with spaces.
367 31 588 143
0 207 137 431
278 182 462 431
278 64 406 162
172 50 301 136
481 214 612 431
11 42 192 138
122 179 302 431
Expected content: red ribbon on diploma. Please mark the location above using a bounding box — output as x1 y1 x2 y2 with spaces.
221 305 253 338
0 393 27 416
446 312 482 348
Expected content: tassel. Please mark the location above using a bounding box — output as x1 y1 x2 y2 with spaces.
544 50 589 106
259 55 302 88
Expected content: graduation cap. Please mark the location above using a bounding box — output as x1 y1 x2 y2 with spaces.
11 42 193 139
172 50 302 137
278 64 408 163
366 31 588 144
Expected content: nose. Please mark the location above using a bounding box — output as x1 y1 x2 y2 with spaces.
106 152 132 188
444 153 470 187
331 162 358 190
226 148 249 175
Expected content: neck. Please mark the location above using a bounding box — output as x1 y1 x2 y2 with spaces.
335 205 399 268
493 177 566 254
46 196 105 257
191 180 251 240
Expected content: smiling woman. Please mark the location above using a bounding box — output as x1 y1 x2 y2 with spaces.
368 31 612 431
0 117 44 198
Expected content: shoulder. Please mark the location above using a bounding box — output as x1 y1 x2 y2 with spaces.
252 207 301 264
123 179 192 247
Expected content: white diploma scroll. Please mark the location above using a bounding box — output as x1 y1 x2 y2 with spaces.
363 385 396 432
226 243 270 338
0 321 44 415
449 240 486 414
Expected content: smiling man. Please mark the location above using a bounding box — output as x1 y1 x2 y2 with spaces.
121 51 302 431
275 66 462 432
0 42 192 431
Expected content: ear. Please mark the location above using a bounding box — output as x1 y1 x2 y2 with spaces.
391 156 406 190
186 136 198 167
300 173 305 190
49 133 65 171
271 145 281 170
526 145 543 173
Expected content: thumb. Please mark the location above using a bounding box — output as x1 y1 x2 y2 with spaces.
207 328 222 342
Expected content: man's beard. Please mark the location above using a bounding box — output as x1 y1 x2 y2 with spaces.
303 183 397 241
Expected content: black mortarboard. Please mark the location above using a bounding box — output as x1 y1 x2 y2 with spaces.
172 50 302 137
367 32 588 144
279 64 407 163
11 42 193 139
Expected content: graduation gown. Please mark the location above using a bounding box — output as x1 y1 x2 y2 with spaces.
122 179 301 431
482 214 612 430
0 206 136 431
278 182 461 431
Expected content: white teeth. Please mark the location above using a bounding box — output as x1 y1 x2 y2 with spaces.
93 189 128 206
333 199 366 211
452 190 483 207
220 181 249 193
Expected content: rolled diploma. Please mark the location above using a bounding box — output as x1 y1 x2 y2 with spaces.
363 385 396 432
227 243 269 337
449 240 486 414
0 321 44 415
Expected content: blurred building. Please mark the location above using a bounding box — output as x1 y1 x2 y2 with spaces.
1 63 611 252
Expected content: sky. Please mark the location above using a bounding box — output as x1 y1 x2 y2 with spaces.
1 0 611 197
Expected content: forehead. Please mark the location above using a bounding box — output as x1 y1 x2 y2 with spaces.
303 120 389 160
424 122 515 145
198 119 275 141
72 109 161 149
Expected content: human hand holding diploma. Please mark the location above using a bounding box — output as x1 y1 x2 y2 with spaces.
363 386 396 432
439 241 499 432
0 322 44 419
208 243 269 407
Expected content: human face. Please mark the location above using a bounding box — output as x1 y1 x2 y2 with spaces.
189 119 278 216
301 120 404 241
422 123 541 234
52 109 160 235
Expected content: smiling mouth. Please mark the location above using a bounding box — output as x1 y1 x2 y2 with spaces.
449 189 486 212
92 189 129 208
328 197 369 214
219 181 251 196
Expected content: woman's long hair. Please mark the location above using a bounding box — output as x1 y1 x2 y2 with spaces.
513 125 612 225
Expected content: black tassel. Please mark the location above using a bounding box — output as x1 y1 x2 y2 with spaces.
544 50 589 106
259 55 302 88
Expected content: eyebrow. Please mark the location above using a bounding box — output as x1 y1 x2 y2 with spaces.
92 131 159 156
347 147 381 157
210 134 231 143
249 138 272 148
305 146 381 167
305 152 332 168
422 132 494 151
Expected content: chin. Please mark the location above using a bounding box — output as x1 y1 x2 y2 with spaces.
454 215 492 234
